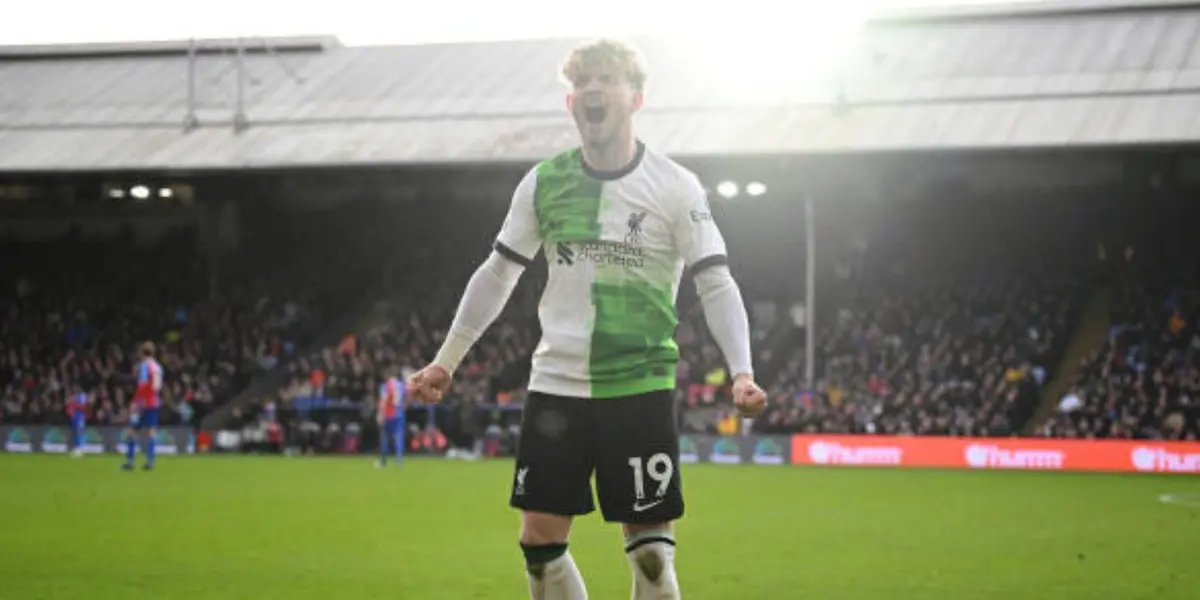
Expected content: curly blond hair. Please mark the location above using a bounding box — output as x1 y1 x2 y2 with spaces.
560 39 647 91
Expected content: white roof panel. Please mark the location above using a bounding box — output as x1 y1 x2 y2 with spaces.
4 94 1200 171
3 3 1200 170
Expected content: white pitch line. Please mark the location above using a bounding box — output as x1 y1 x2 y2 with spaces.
1158 492 1200 507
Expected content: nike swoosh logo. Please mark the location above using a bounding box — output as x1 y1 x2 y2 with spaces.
632 500 663 512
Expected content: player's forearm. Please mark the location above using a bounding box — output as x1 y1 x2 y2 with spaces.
694 265 754 378
432 252 524 374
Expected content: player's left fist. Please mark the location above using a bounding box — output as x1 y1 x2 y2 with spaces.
731 374 766 418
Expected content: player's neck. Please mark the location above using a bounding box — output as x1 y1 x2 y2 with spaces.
581 135 638 174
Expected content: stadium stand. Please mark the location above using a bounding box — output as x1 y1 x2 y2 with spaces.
1045 283 1200 441
755 198 1097 437
218 190 1118 452
0 199 390 429
1041 202 1200 441
9 174 1200 449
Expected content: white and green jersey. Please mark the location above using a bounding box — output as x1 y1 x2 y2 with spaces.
495 142 728 399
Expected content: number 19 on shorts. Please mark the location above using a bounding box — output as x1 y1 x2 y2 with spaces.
628 452 674 501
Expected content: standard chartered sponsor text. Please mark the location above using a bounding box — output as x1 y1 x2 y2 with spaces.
577 241 645 269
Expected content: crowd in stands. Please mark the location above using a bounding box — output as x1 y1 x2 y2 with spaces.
748 199 1094 438
1044 224 1200 441
259 195 1102 447
0 205 385 430
6 190 1199 445
2 231 227 427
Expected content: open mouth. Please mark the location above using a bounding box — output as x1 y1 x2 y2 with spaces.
584 106 607 124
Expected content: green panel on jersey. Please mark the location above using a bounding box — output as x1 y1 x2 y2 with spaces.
589 278 679 398
533 148 678 399
533 149 604 244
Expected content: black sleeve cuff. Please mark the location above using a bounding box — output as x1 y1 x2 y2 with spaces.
689 254 729 277
494 240 534 268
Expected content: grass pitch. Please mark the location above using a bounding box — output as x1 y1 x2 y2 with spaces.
1 454 1197 599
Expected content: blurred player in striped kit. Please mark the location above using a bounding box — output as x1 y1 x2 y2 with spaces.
376 367 407 468
122 342 163 471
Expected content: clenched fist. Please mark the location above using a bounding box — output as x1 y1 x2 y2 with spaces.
407 364 452 405
731 373 767 417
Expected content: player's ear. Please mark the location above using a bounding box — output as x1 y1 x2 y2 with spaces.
631 90 645 112
566 93 574 111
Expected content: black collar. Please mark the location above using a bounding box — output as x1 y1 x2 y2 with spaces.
581 140 645 181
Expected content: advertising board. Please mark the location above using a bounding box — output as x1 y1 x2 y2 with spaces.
790 435 1200 474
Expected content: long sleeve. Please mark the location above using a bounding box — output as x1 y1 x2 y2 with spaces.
671 173 753 377
432 167 540 373
694 266 754 378
432 252 526 373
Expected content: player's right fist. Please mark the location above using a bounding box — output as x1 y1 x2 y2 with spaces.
408 364 452 405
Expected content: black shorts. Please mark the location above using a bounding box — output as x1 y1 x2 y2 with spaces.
509 389 684 524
